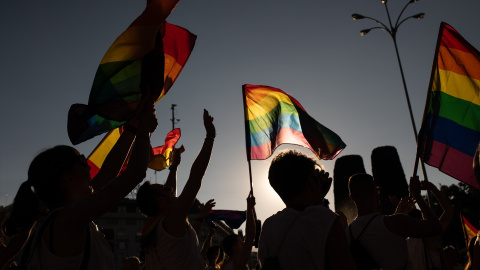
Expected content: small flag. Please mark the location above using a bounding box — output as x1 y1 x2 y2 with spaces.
149 129 182 171
243 84 346 160
462 215 479 241
417 22 480 190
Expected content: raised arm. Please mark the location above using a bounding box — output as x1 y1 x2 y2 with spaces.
420 180 453 232
164 147 181 196
164 109 215 237
192 199 216 235
385 176 442 238
64 96 158 226
90 127 135 192
233 195 256 270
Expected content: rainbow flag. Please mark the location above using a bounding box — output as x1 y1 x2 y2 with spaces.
87 128 182 179
462 215 479 241
243 84 346 160
148 128 182 171
68 0 196 145
87 128 123 179
417 22 480 190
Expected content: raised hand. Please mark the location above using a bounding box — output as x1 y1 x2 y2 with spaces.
395 196 417 215
419 180 436 191
203 109 216 139
170 147 182 168
200 199 216 218
409 176 421 199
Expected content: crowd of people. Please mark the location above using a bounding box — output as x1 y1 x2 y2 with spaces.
0 101 479 269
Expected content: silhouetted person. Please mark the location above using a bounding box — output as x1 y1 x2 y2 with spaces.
465 233 480 270
348 174 442 270
205 245 224 270
3 95 157 270
406 181 453 270
258 150 356 270
220 194 256 270
136 109 215 270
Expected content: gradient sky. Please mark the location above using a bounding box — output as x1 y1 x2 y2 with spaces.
1 0 479 229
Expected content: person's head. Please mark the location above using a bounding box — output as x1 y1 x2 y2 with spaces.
4 145 91 235
206 245 224 267
442 245 458 264
349 173 379 210
136 181 175 217
121 256 141 270
221 234 243 258
268 150 331 205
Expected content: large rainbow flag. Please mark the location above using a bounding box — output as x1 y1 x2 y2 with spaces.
243 84 346 160
417 23 480 190
68 0 195 145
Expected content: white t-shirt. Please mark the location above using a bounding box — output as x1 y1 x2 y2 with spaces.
29 222 115 270
143 218 205 270
258 205 337 270
348 213 412 270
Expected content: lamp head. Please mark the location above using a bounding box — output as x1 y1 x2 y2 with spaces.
409 0 419 3
412 13 425 19
352 13 365 20
381 0 387 4
360 29 371 36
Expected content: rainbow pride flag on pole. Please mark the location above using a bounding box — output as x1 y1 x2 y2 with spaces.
68 0 195 145
243 84 346 160
462 215 479 241
417 23 480 190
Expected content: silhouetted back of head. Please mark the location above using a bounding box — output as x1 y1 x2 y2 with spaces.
269 150 318 203
221 234 241 257
349 173 376 202
137 181 160 217
29 145 81 207
4 145 80 236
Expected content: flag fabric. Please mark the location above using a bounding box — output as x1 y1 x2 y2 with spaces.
417 22 480 190
462 215 479 241
206 210 247 229
148 128 182 171
87 128 182 179
68 0 196 145
243 84 346 161
87 128 123 179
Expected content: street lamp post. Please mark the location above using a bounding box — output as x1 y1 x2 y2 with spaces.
352 0 429 180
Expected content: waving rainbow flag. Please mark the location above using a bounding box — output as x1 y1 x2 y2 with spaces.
243 84 346 160
417 23 480 190
148 128 182 171
68 0 196 145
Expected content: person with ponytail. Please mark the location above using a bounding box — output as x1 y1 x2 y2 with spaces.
2 94 157 270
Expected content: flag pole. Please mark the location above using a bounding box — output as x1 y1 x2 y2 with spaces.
460 213 470 247
414 22 445 182
243 85 254 196
248 160 254 196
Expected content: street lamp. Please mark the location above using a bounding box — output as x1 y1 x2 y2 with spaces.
352 0 429 180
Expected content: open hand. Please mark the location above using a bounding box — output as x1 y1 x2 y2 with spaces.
203 109 216 139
